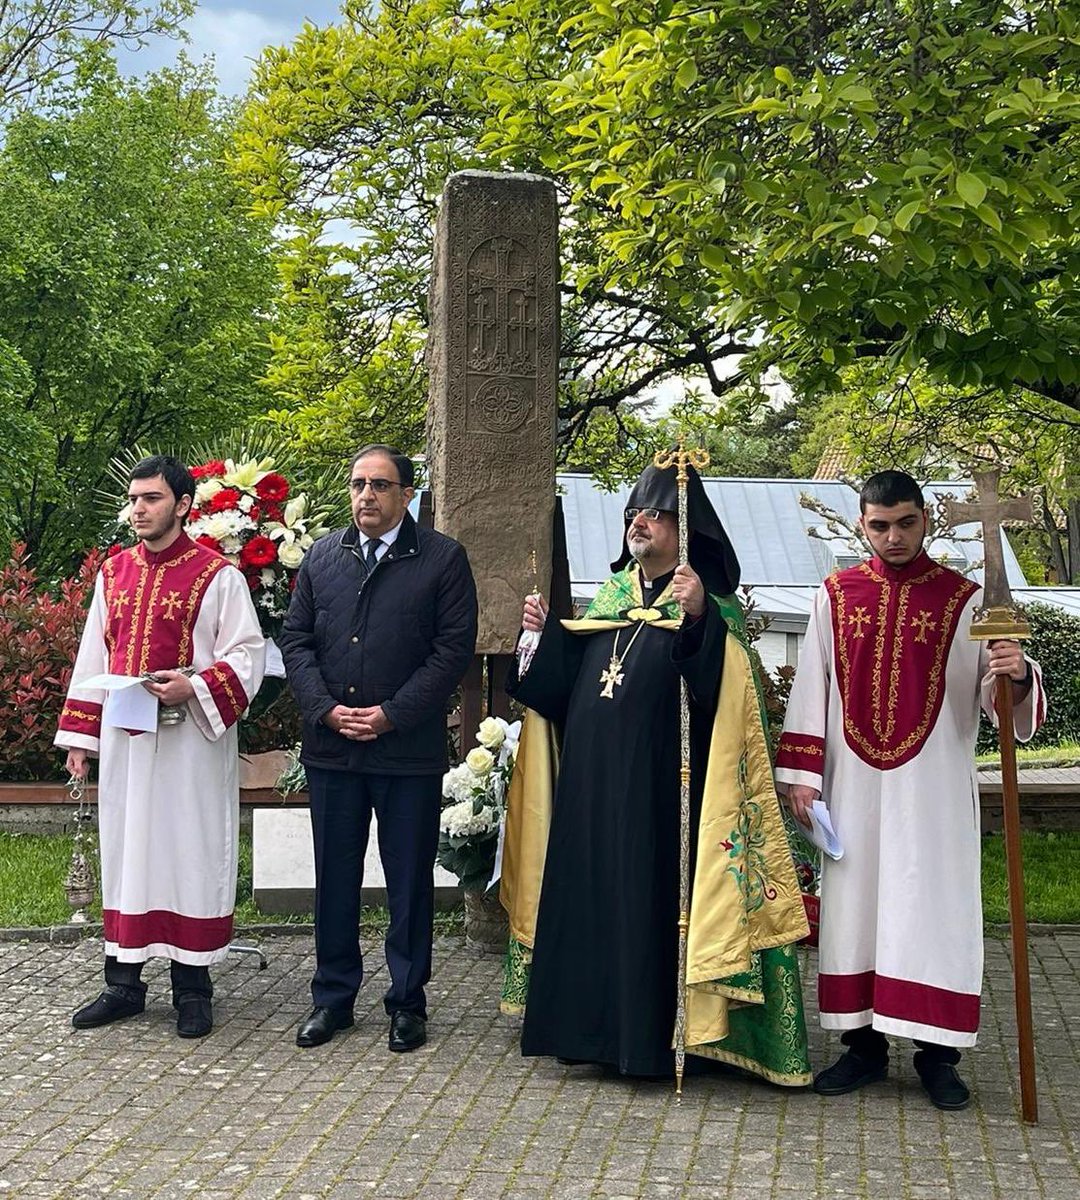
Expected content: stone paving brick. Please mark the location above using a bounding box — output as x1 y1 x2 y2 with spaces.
0 934 1075 1197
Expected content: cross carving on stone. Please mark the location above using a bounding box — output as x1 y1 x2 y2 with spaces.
848 606 871 638
941 467 1034 636
910 609 937 644
159 590 183 621
598 655 624 699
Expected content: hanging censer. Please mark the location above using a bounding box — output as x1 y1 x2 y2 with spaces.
146 665 197 726
64 773 96 923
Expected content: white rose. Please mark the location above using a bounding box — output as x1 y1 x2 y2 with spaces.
278 541 304 568
195 478 223 504
476 716 506 750
465 747 495 776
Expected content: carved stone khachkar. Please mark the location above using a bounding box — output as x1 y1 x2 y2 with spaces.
426 170 559 654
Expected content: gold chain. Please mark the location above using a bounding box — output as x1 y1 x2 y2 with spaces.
598 621 646 698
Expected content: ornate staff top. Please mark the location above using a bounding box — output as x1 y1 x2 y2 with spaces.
654 439 710 485
940 467 1034 640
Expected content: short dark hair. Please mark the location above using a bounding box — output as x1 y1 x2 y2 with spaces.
129 455 195 507
349 443 415 488
859 470 925 513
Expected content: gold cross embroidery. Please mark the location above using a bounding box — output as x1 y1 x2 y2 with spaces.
911 609 938 643
599 656 624 699
848 606 871 638
159 590 183 621
111 589 130 616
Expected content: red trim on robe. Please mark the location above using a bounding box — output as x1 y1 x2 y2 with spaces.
103 908 233 953
819 970 980 1034
775 732 826 775
100 534 229 677
200 660 249 729
826 555 978 771
58 700 103 738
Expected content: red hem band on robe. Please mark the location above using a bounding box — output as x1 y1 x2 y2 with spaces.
200 660 249 729
819 969 980 1036
58 700 103 739
104 908 234 954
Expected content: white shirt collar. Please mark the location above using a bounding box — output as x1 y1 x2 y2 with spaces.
361 518 404 552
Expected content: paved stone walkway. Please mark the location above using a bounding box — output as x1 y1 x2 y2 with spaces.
0 931 1076 1199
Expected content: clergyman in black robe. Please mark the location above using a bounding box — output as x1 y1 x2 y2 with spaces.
499 464 812 1084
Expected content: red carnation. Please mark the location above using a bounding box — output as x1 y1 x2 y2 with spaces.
254 472 289 502
263 501 285 523
191 459 226 479
187 507 201 522
206 487 242 513
246 572 261 591
240 534 278 569
247 502 261 523
196 535 223 555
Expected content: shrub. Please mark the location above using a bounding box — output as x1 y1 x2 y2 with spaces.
0 544 101 782
977 601 1080 753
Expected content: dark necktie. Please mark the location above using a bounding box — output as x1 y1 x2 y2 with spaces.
363 537 382 574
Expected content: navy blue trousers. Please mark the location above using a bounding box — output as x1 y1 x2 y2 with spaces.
306 766 440 1017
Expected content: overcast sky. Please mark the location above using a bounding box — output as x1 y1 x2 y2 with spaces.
117 1 346 95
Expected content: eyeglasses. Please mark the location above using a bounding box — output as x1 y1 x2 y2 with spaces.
625 507 665 522
349 477 403 494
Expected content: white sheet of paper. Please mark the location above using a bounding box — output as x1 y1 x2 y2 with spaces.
807 799 844 861
80 672 147 691
103 680 159 732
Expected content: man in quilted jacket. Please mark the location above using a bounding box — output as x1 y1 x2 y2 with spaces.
280 444 477 1052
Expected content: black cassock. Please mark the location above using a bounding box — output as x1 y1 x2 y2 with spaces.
508 574 727 1076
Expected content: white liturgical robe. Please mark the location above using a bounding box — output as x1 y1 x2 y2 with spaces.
775 553 1045 1047
55 534 266 964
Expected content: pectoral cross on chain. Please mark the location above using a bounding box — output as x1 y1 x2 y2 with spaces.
940 467 1034 637
599 656 624 699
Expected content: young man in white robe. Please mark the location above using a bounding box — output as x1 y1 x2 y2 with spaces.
775 470 1045 1110
56 455 265 1038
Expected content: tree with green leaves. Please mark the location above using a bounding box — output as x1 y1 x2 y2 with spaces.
488 0 1080 414
0 55 277 572
0 1 191 109
233 0 759 479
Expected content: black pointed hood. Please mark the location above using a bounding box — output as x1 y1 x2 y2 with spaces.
610 462 741 595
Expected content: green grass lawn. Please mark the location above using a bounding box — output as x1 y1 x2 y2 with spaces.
1 829 1077 928
976 740 1080 768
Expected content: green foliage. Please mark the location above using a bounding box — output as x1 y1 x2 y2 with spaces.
0 2 193 111
505 0 1080 416
233 0 762 473
978 602 1080 753
0 55 277 574
0 545 101 783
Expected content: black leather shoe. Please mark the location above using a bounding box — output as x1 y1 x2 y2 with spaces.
176 996 213 1039
296 1006 354 1047
813 1049 889 1095
914 1055 971 1110
72 987 145 1030
388 1010 426 1053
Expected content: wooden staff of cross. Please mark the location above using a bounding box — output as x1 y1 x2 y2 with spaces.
942 467 1038 1124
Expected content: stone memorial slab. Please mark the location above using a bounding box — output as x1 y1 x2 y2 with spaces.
252 808 461 914
426 170 560 654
